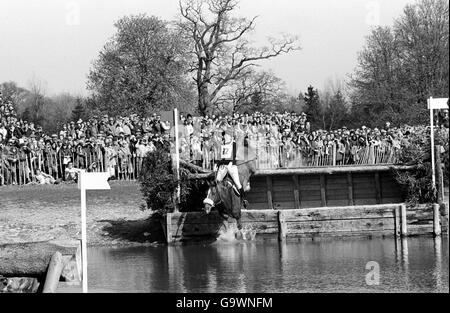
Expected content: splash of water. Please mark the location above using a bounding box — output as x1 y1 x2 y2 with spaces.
216 224 256 242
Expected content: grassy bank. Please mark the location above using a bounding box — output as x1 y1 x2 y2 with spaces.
0 181 165 247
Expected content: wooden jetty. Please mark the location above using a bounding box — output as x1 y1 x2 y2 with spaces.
163 164 449 243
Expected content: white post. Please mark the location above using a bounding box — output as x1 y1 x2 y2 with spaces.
173 108 181 210
428 97 436 188
80 171 88 293
433 203 442 237
76 170 110 293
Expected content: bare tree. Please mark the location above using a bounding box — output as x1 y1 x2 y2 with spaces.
0 81 29 111
213 70 285 114
23 75 47 125
323 76 348 99
178 0 299 115
394 0 449 102
348 0 448 127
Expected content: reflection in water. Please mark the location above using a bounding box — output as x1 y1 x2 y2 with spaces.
206 268 217 293
434 237 442 290
401 237 409 289
395 238 402 264
87 237 449 293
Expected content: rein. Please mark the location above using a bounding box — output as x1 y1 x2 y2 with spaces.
235 157 258 167
208 179 235 208
207 184 223 208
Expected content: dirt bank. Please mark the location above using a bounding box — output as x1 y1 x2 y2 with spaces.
0 181 165 247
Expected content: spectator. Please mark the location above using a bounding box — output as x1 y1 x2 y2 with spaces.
2 90 448 186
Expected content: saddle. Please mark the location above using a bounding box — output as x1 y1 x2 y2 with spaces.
222 175 248 209
223 177 241 197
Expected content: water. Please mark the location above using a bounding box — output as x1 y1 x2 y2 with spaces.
86 236 449 293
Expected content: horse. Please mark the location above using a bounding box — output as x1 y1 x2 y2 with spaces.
202 158 257 232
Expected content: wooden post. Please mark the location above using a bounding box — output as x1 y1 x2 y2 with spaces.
79 174 88 293
401 237 409 275
42 251 64 293
435 145 444 205
165 213 173 244
394 206 401 238
266 176 274 210
0 240 81 277
29 155 35 183
433 203 441 237
173 108 181 213
444 203 449 234
401 204 407 237
320 175 327 207
278 211 287 241
428 97 436 187
347 173 354 206
332 143 337 166
292 175 300 209
374 173 382 204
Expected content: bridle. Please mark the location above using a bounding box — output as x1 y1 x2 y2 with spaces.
205 183 223 208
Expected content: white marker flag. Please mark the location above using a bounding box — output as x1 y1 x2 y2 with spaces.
427 97 449 189
428 98 449 110
78 171 111 293
78 172 111 190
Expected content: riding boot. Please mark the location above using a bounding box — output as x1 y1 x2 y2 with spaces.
239 187 248 208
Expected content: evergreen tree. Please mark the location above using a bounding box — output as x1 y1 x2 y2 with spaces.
326 90 349 130
303 85 324 130
71 98 86 122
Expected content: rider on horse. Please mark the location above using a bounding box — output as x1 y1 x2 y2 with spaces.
202 129 255 217
215 131 245 194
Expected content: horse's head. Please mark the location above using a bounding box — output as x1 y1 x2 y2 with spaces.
203 178 221 214
202 175 245 230
237 158 257 192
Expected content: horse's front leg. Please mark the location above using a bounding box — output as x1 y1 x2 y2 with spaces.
236 218 243 230
233 218 244 240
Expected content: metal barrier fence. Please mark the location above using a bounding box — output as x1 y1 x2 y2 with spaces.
0 142 400 186
0 149 146 186
189 142 400 171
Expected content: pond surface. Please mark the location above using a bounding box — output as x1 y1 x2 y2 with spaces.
86 236 449 293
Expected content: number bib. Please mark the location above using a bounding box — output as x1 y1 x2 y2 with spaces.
221 143 233 160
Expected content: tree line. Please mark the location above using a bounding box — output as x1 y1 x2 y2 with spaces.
0 80 88 134
1 0 448 133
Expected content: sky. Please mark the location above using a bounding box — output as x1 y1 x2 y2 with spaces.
0 0 416 97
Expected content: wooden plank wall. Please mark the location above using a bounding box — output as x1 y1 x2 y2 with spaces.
246 176 269 210
167 210 279 242
282 206 396 238
272 175 295 210
380 172 403 204
164 204 448 243
165 205 401 242
299 175 322 208
326 174 349 207
164 168 450 242
441 204 449 234
406 203 449 236
247 170 403 210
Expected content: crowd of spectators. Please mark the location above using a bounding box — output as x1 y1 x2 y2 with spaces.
1 90 449 186
180 112 405 170
1 91 173 185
